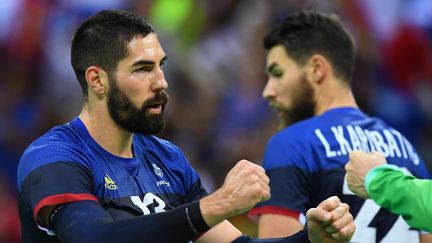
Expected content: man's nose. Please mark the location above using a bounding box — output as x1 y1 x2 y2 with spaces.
151 69 168 91
262 81 276 100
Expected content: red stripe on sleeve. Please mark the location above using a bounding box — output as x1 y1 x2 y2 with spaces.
248 206 300 222
33 193 98 222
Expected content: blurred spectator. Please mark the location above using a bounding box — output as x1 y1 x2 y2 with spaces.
0 176 20 243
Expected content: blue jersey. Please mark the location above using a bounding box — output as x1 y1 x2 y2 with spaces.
17 117 207 242
249 107 431 243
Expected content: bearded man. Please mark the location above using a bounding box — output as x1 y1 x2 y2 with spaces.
249 11 432 243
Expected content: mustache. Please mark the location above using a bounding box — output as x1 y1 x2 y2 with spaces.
268 101 284 111
143 91 169 109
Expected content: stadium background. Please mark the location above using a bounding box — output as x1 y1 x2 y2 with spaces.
1 0 432 241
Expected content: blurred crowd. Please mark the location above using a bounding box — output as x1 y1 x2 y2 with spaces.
1 0 432 241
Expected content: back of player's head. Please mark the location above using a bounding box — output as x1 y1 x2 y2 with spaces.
264 11 356 83
71 10 154 98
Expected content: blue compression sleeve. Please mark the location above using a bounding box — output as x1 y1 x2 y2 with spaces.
51 200 209 243
231 231 310 243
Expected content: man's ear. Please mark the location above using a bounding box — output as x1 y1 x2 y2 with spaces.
306 54 328 84
85 66 108 97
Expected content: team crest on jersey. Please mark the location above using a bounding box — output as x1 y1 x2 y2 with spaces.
152 163 163 177
104 174 118 190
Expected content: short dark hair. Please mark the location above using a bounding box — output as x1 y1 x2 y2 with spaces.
71 10 154 98
264 11 356 83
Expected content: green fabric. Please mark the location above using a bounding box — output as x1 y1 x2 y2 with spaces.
366 164 432 231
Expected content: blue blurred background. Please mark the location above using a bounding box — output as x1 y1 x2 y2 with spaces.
1 0 432 241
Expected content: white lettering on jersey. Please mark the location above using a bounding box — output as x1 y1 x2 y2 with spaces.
364 130 375 153
315 126 419 165
131 193 167 215
369 130 389 156
405 139 420 165
383 129 401 158
392 130 408 159
314 129 336 157
331 126 352 155
354 126 371 152
347 125 362 151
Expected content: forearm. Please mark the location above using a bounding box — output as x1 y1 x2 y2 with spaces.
53 200 210 243
365 164 432 231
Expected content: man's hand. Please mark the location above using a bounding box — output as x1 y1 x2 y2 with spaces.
306 196 355 243
345 150 387 199
200 160 271 226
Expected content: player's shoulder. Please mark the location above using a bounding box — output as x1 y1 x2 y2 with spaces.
18 121 89 184
23 123 75 153
134 134 180 153
270 115 321 145
134 134 193 172
22 120 85 156
263 118 320 170
133 134 187 163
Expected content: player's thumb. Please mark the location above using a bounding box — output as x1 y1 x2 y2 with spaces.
317 196 340 211
306 207 332 225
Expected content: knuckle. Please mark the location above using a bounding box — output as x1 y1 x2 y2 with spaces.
341 203 350 211
348 213 353 222
305 208 313 217
337 226 349 237
237 160 248 167
345 163 352 171
331 221 342 231
252 182 262 192
241 159 252 165
245 164 256 173
249 174 259 183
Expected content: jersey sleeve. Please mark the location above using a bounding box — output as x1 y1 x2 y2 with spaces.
184 168 208 202
149 137 208 204
249 133 311 223
365 164 432 231
17 142 97 233
170 144 208 202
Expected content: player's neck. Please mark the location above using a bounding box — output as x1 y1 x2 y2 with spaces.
314 80 358 116
79 103 134 158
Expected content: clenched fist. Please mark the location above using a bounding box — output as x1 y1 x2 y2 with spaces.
345 150 386 199
200 160 271 227
307 196 355 243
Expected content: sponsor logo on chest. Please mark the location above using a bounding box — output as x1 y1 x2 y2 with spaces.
152 163 170 187
104 174 118 190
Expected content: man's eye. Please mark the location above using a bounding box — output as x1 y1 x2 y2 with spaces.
271 69 283 78
160 62 166 69
135 66 152 72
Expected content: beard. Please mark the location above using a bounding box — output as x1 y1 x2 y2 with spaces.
273 73 316 129
107 77 168 135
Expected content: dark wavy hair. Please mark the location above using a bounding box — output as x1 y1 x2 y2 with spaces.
71 10 154 98
264 11 356 83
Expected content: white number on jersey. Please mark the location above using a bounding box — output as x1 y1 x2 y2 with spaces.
343 176 419 243
131 193 167 215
